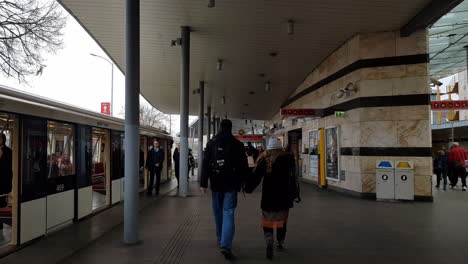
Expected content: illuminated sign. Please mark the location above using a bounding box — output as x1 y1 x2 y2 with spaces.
280 108 322 117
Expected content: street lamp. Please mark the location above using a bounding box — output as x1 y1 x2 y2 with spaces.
90 53 114 116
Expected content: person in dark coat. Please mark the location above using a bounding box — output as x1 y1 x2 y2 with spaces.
434 149 448 190
146 140 165 195
173 145 180 186
200 119 248 260
245 137 300 260
0 133 12 208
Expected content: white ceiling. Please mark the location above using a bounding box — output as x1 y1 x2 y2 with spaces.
60 0 430 120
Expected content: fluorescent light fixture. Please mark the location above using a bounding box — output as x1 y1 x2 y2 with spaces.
287 20 295 35
221 96 226 105
208 0 215 8
265 81 271 92
217 59 223 71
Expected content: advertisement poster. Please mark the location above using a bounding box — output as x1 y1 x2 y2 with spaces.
325 127 339 180
308 130 319 177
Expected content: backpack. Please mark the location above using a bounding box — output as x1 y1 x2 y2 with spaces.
211 138 234 177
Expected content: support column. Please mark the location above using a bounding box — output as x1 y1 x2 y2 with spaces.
198 81 204 179
124 0 140 244
207 106 211 141
179 26 190 197
212 115 216 136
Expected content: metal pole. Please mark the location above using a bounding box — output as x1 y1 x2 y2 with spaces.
179 26 190 197
111 63 114 116
207 106 211 141
212 114 217 136
124 0 140 244
198 81 204 179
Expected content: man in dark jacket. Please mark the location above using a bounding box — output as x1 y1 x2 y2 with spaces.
200 119 248 260
146 140 165 196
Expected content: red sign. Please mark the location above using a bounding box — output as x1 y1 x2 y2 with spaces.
280 108 322 117
235 135 264 142
431 100 468 110
101 102 111 115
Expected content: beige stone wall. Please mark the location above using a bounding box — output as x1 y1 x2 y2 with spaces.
270 29 432 198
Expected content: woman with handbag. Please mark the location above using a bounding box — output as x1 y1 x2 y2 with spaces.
245 137 300 260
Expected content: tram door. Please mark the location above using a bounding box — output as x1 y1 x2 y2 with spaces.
0 113 18 247
45 121 76 233
111 132 124 204
20 117 47 244
91 128 110 211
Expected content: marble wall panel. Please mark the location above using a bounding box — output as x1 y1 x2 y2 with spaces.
392 76 430 96
359 79 393 98
396 120 431 147
359 31 396 59
340 122 361 148
360 65 407 80
406 64 429 77
360 107 395 122
360 121 398 147
414 175 432 196
396 29 428 56
362 173 377 193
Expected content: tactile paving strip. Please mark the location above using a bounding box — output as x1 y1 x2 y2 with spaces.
155 206 203 264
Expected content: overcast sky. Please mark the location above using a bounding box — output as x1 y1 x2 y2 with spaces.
0 10 195 135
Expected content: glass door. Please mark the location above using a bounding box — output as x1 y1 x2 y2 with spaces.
0 113 16 249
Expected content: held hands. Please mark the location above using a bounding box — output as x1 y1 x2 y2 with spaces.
200 187 207 195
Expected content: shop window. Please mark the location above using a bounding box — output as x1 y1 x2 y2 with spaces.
47 121 75 178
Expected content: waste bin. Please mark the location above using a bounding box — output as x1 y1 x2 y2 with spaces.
376 160 395 200
395 161 414 200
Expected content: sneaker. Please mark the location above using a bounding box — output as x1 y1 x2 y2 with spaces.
220 248 235 260
451 185 457 190
463 186 467 191
276 242 284 251
443 186 447 190
266 244 273 260
435 185 440 189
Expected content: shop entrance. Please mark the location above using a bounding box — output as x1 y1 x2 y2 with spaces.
288 129 303 178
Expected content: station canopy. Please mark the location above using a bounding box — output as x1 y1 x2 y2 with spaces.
60 0 438 120
430 0 468 79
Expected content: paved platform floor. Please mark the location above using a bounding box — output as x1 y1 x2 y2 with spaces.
3 178 468 264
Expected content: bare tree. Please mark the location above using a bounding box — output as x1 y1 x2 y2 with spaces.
121 104 169 130
0 0 66 82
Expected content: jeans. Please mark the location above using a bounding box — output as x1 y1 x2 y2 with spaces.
212 191 237 250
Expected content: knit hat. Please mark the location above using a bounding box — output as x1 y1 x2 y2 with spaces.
267 137 283 150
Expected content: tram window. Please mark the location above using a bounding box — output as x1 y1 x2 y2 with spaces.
47 121 75 178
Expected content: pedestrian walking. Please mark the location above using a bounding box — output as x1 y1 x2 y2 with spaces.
200 119 248 260
245 137 301 260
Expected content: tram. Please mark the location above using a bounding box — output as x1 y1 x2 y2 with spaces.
0 86 173 252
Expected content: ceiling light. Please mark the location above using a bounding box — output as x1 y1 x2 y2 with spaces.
208 0 215 8
448 34 456 45
217 59 223 71
265 81 271 92
221 96 226 105
287 20 295 35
